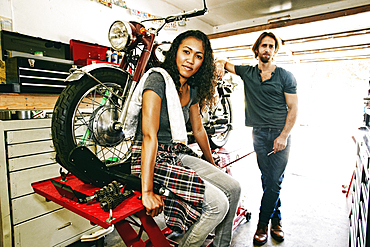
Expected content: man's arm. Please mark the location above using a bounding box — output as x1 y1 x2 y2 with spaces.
273 93 298 152
215 59 236 78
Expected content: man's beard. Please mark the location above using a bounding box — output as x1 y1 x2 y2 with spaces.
259 54 270 63
257 50 274 63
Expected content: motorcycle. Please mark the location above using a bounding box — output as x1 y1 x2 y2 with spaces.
51 0 233 183
188 76 233 149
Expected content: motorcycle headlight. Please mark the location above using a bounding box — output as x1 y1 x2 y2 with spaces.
108 20 132 51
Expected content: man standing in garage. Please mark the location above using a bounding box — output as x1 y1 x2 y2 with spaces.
215 31 298 246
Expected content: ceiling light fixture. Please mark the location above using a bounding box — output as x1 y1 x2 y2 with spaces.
268 15 291 23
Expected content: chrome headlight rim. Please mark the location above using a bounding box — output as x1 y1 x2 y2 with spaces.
108 20 133 51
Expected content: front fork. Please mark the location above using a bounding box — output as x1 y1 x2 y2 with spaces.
115 32 155 130
115 79 137 130
87 71 137 132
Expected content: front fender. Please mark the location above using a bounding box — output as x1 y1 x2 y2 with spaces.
65 63 125 82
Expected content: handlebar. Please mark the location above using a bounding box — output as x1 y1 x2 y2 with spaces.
142 0 208 34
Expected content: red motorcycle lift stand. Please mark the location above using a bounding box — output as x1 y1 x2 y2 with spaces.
32 174 176 247
32 146 253 246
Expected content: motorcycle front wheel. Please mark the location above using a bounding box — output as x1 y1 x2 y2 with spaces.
208 97 233 149
52 68 132 183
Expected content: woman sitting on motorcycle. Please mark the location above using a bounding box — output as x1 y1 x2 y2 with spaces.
130 29 241 247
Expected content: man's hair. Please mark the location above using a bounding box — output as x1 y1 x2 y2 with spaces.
252 32 280 58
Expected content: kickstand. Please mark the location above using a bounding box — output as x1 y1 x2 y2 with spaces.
345 170 355 197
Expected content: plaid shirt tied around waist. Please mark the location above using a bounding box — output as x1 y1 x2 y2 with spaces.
131 140 205 233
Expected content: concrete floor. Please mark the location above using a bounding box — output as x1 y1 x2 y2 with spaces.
226 125 353 247
76 125 354 247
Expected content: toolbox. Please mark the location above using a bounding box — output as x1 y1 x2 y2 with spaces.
1 30 70 61
1 30 75 93
5 55 74 94
70 39 110 66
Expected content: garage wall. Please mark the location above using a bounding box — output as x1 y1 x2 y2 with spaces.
0 0 213 46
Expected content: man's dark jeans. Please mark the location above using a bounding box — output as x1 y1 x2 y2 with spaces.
252 127 291 226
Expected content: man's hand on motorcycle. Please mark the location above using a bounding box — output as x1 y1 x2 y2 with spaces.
142 191 165 217
215 61 226 79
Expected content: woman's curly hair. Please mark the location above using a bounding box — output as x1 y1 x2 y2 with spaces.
161 30 216 110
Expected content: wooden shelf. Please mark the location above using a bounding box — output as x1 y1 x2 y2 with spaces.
0 93 58 110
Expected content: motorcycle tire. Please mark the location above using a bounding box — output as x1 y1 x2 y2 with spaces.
52 68 132 184
208 97 232 149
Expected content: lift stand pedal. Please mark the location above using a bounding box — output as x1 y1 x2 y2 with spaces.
51 179 90 203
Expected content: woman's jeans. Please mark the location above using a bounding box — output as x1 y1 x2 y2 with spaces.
178 154 241 247
252 127 291 226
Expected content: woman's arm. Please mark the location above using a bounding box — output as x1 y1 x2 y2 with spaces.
141 89 164 217
189 103 216 166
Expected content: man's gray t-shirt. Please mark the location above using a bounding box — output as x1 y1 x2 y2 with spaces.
235 65 297 129
135 71 197 144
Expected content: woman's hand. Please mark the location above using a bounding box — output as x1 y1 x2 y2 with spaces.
142 191 165 217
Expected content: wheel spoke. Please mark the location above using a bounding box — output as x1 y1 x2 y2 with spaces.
72 82 132 165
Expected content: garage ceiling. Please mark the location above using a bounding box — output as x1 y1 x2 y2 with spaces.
160 0 370 63
163 0 352 27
